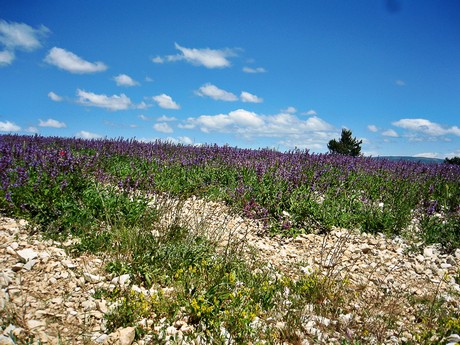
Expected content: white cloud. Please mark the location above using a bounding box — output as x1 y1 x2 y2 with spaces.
164 136 194 145
243 66 266 73
0 50 14 66
77 89 133 111
48 91 63 102
0 120 20 132
151 56 164 64
157 115 177 122
25 126 39 133
181 109 335 150
367 124 378 132
76 130 103 139
0 20 49 51
135 101 150 110
392 118 460 137
153 122 174 133
113 74 139 87
195 83 238 101
178 136 194 145
240 91 263 103
282 106 297 114
382 129 398 137
39 118 66 128
138 114 151 121
303 109 318 116
152 94 180 110
45 47 107 74
145 76 154 82
0 20 49 66
160 43 236 69
414 152 440 159
395 80 406 86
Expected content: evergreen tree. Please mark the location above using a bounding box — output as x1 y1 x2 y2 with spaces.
327 129 362 157
445 156 460 165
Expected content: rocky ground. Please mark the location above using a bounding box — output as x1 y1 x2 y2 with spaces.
1 196 460 344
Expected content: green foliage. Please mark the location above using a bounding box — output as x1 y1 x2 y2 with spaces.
421 214 460 253
445 156 460 165
328 129 363 156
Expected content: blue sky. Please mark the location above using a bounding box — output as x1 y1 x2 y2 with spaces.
1 0 459 158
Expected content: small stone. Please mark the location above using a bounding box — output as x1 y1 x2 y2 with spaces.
0 272 12 288
166 325 177 336
11 263 24 272
97 300 108 313
446 256 456 266
16 248 38 262
117 326 136 345
23 259 37 271
454 249 460 260
360 244 371 254
0 335 15 345
62 260 77 269
414 264 424 275
83 272 103 283
423 247 435 259
6 246 16 256
26 319 46 330
119 274 131 285
338 313 353 325
81 300 97 311
416 254 425 262
94 334 108 343
51 297 63 304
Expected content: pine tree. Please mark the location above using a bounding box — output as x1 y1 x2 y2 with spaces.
445 156 460 165
327 129 362 157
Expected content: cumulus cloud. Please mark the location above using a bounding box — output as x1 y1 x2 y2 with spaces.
45 47 107 74
151 56 164 64
195 83 238 101
240 91 263 103
282 106 297 114
0 50 14 66
395 80 406 86
367 125 378 132
39 118 66 128
0 20 49 66
156 43 237 69
392 118 460 137
0 120 20 132
76 130 103 139
139 114 151 121
153 122 174 133
382 129 398 137
242 66 266 73
113 74 139 87
152 94 180 110
157 115 177 122
303 109 318 116
181 109 336 150
77 89 134 111
0 20 49 50
414 152 439 159
25 126 39 133
48 91 63 102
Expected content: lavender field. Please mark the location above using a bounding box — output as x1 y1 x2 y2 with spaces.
1 134 459 248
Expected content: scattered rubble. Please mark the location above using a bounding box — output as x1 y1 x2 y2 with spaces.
1 194 459 344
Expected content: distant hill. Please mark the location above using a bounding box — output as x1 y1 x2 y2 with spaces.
375 156 444 164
